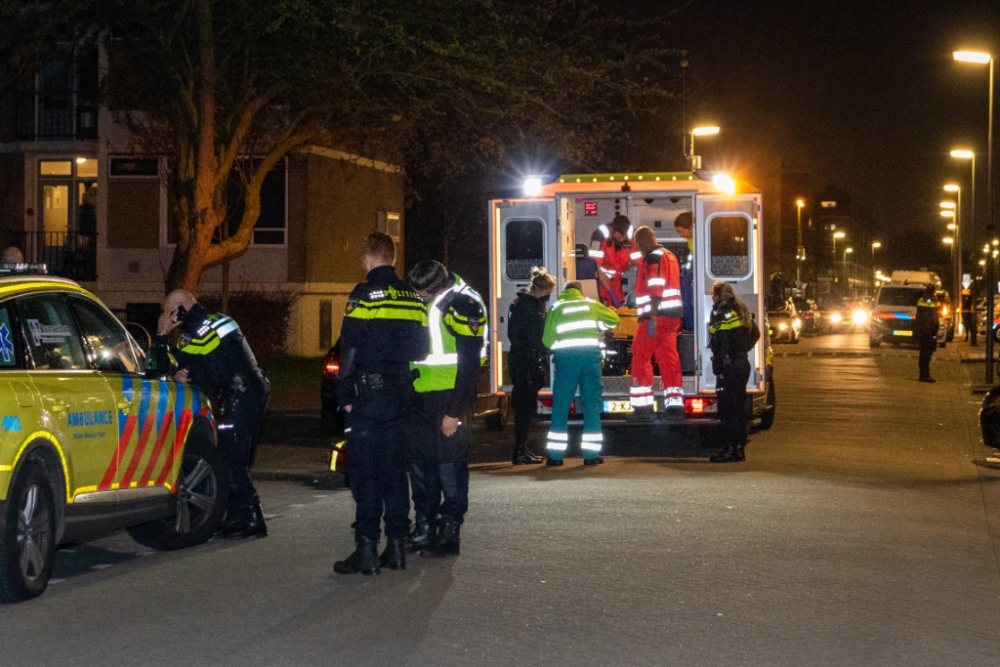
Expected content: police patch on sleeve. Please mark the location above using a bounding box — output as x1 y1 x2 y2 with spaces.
469 320 480 335
345 299 358 315
177 334 191 349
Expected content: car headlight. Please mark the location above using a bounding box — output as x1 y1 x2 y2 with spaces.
830 312 843 324
852 310 868 325
779 322 788 330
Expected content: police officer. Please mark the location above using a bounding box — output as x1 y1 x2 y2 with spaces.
333 232 429 576
158 289 269 539
405 261 487 558
507 266 555 465
542 281 620 466
917 284 940 383
707 281 760 463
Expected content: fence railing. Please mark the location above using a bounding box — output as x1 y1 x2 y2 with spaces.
14 91 98 141
4 231 98 282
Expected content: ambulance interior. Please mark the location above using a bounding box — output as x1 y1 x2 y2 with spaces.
569 194 696 382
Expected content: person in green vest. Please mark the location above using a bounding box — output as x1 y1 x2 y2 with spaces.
405 260 487 558
542 281 620 466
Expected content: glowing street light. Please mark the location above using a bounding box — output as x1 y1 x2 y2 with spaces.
943 237 955 244
940 201 956 209
954 49 995 381
686 126 720 170
795 199 806 287
940 209 955 218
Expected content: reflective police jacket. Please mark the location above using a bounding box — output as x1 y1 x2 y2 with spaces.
172 303 260 396
708 301 760 377
635 245 683 321
541 288 620 351
916 296 940 337
338 265 430 406
411 274 487 417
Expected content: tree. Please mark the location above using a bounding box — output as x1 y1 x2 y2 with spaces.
3 0 684 292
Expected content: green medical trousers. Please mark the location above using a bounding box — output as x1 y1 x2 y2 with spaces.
545 348 604 460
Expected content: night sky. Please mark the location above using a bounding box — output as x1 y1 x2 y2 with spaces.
671 0 1000 272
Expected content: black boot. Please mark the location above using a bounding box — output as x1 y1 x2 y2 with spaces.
710 443 738 463
421 515 460 559
583 455 605 466
545 457 564 467
733 443 746 462
403 515 436 553
919 375 936 383
334 536 381 575
219 505 268 539
379 537 406 571
512 441 540 465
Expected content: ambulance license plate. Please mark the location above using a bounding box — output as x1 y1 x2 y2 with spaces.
892 330 913 337
604 400 634 413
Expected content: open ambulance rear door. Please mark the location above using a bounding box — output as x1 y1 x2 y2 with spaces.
694 193 765 394
488 197 574 394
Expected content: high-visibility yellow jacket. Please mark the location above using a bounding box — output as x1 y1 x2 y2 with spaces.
542 288 620 351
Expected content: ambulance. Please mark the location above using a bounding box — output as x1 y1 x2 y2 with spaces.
487 171 775 429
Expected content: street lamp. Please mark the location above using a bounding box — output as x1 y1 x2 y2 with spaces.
686 126 720 170
871 242 882 283
795 199 806 289
950 150 976 267
832 231 846 290
954 50 995 383
844 246 854 295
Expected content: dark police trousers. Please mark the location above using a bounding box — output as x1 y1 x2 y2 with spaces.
918 334 936 378
509 346 542 449
347 373 412 542
408 390 470 524
216 373 269 509
716 360 751 449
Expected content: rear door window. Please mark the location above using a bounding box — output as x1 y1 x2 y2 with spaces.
708 214 751 278
877 288 922 307
505 219 544 280
18 294 87 370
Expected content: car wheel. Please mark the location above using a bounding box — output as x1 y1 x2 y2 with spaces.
869 336 881 349
0 461 57 603
946 327 955 343
939 340 947 349
127 435 228 551
759 377 776 431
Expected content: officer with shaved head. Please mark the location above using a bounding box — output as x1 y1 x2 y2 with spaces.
158 288 269 539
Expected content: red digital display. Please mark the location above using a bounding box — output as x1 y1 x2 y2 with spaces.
584 202 598 216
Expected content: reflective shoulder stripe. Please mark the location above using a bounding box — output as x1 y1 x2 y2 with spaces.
551 338 601 350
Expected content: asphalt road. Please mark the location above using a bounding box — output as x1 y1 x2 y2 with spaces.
3 333 1000 666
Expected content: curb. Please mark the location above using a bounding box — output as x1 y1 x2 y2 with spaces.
253 469 347 490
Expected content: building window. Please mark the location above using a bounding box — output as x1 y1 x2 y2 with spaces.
217 159 287 246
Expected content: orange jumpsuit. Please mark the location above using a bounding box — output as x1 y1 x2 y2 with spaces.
589 226 636 306
630 245 684 411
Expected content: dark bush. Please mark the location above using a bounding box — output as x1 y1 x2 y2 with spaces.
199 287 298 365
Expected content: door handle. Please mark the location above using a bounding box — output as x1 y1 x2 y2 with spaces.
50 402 70 413
117 399 132 413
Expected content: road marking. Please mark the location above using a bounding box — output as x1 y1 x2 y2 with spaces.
90 564 112 570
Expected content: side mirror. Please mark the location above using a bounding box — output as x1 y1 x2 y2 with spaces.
144 335 174 380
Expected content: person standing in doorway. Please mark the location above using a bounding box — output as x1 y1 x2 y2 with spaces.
507 266 555 465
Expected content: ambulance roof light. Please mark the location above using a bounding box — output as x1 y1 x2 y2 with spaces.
524 176 543 197
711 173 736 196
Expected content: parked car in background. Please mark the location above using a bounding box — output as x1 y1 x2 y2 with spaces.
791 297 820 334
766 297 801 343
936 291 955 343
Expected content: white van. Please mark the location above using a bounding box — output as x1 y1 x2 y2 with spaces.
487 171 775 429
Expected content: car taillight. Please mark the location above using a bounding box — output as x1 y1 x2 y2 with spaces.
684 397 718 414
540 398 554 408
941 305 949 317
323 358 339 380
